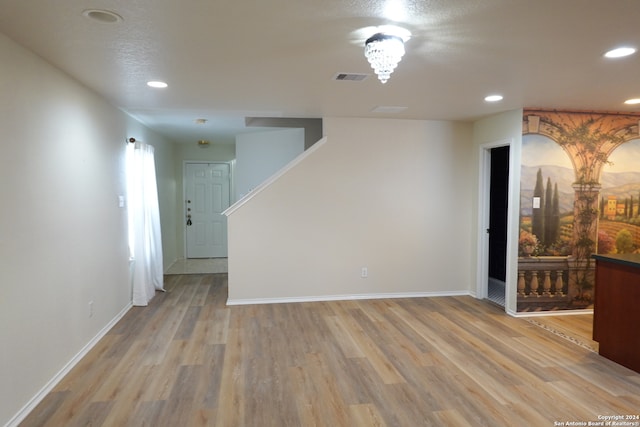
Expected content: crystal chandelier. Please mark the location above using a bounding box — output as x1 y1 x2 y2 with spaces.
364 33 405 84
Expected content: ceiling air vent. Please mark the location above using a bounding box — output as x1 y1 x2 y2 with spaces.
334 73 369 82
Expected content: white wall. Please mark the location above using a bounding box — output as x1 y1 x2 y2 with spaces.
235 128 305 200
171 130 304 260
226 117 474 303
472 109 523 314
0 33 176 425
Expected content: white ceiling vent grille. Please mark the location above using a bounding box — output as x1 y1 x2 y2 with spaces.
333 73 369 81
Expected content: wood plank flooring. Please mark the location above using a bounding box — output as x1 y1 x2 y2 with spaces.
20 274 640 426
525 313 598 353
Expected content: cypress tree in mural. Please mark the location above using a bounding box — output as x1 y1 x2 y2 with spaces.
532 168 545 243
624 198 629 218
551 183 560 244
600 196 605 220
544 177 553 246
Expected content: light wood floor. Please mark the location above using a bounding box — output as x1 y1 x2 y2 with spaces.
21 274 640 427
525 313 598 353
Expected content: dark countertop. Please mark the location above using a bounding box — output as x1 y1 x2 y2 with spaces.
592 253 640 268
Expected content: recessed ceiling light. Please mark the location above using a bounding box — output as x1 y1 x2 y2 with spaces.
604 47 636 58
624 98 640 105
147 81 168 89
82 9 123 23
484 95 503 102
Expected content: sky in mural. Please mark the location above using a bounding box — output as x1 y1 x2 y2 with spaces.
521 134 570 168
603 138 640 173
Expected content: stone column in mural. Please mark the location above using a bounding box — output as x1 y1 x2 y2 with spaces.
555 121 621 307
568 181 600 304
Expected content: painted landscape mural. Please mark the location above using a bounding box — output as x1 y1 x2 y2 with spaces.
518 109 640 312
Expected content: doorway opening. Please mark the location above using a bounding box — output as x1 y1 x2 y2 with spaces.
487 145 510 307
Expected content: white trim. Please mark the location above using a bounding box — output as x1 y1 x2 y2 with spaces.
476 139 513 309
511 309 594 318
223 136 328 216
5 303 132 427
226 290 470 306
505 139 521 315
476 145 492 300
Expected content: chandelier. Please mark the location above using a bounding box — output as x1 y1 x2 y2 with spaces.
364 33 405 84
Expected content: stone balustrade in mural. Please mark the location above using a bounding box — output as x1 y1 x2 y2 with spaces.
517 256 571 311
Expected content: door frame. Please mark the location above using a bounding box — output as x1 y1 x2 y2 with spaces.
476 138 518 314
182 160 234 259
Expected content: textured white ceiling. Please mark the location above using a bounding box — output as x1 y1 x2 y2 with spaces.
1 0 639 143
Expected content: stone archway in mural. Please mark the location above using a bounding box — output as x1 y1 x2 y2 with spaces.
520 110 640 310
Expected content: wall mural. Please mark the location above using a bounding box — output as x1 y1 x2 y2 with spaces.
518 109 640 312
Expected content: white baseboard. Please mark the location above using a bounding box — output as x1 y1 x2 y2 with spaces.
511 308 594 318
506 307 519 317
226 290 470 306
5 303 132 427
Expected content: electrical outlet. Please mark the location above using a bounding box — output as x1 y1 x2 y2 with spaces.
88 301 94 318
361 267 368 278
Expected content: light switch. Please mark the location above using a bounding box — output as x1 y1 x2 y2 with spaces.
118 195 125 208
533 197 540 209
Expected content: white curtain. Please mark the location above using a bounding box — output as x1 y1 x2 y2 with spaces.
127 141 164 306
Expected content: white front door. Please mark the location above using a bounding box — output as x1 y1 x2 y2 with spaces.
185 162 230 258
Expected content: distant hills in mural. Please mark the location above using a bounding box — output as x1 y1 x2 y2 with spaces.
520 165 640 216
